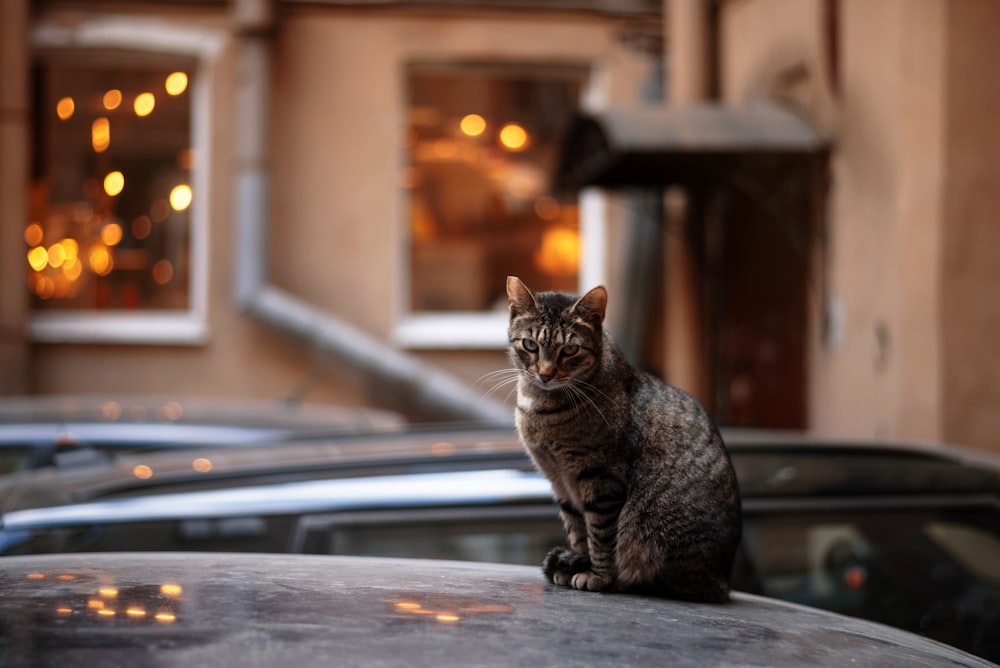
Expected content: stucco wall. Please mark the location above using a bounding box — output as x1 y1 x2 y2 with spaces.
720 0 951 443
941 0 1000 450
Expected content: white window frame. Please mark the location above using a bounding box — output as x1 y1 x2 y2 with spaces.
394 64 610 351
28 17 224 345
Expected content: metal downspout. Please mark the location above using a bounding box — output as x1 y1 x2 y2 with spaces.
230 0 510 425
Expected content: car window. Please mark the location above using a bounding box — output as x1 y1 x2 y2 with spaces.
295 507 563 565
739 505 1000 657
924 521 1000 584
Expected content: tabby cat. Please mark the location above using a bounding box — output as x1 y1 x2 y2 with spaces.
506 276 741 603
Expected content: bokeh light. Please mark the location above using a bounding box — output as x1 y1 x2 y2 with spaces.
169 184 192 211
92 117 110 153
134 92 156 117
459 113 487 137
165 72 188 96
104 171 125 197
499 123 528 151
56 97 75 120
103 89 122 110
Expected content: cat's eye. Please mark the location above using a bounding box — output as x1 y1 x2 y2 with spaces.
522 338 539 353
561 344 580 357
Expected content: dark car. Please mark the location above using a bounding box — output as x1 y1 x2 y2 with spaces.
0 394 402 475
1 552 993 667
2 427 1000 662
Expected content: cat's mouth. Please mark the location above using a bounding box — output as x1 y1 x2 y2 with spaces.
527 373 570 390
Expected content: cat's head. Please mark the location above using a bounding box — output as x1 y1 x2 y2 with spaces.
506 276 607 390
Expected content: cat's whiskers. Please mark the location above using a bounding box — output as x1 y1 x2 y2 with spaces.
564 378 611 428
473 368 523 405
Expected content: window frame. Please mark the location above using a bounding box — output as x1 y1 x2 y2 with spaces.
27 16 223 345
393 61 610 350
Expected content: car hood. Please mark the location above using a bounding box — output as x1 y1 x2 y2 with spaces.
0 553 991 667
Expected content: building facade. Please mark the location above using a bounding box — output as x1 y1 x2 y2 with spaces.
1 0 998 453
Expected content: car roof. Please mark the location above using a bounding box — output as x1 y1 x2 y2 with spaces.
0 553 990 667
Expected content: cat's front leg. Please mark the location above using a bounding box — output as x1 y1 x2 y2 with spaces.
571 480 626 592
544 497 591 586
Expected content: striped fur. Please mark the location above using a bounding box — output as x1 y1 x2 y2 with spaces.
506 276 741 603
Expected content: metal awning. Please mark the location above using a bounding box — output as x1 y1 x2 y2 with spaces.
555 103 829 189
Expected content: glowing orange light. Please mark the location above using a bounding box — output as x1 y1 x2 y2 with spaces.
56 575 76 581
432 139 458 159
47 244 66 268
155 612 177 623
192 457 213 473
395 602 422 611
435 613 461 623
97 609 116 618
459 113 486 137
99 587 119 598
499 123 528 151
34 277 54 299
63 259 83 281
27 573 45 580
160 583 183 597
133 92 155 117
165 72 188 96
100 222 123 246
126 607 147 618
88 599 105 610
88 245 113 276
132 464 153 480
92 117 111 153
60 238 79 262
56 606 73 615
24 222 44 247
104 171 125 197
103 89 122 110
169 184 192 211
534 227 581 276
27 246 48 272
56 97 75 120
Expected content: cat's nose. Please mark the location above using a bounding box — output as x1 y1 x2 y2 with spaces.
538 364 557 383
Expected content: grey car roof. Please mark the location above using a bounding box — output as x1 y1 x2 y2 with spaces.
0 553 991 668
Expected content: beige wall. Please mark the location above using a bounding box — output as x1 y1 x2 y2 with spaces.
941 0 1000 450
719 0 1000 453
25 6 650 414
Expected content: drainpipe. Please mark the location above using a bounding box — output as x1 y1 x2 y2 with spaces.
230 0 510 425
0 0 30 395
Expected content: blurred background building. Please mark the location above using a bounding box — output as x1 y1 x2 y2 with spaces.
1 0 997 453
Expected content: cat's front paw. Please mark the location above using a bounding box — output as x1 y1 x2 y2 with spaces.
570 571 613 592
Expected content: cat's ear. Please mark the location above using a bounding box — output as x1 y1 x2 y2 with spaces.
572 285 608 324
506 276 539 316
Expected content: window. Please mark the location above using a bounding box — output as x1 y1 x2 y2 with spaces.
397 63 606 348
27 19 218 344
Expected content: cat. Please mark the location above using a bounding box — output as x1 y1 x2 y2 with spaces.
506 275 741 603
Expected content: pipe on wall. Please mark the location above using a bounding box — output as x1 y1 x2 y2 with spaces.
229 0 511 425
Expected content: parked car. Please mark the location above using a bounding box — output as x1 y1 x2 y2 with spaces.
0 552 993 667
0 393 402 475
2 427 999 662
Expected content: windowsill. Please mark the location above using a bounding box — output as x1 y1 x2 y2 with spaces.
394 311 510 350
29 312 209 345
